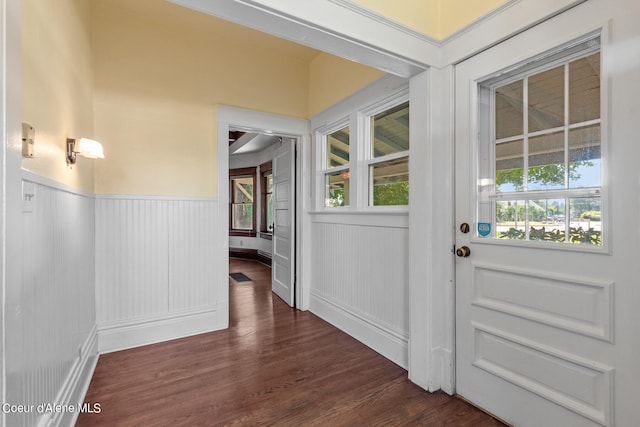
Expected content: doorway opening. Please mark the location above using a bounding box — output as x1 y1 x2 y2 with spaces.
216 104 311 322
228 130 297 307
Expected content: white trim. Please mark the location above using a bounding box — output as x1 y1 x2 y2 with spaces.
170 0 587 73
310 211 408 229
328 0 440 45
409 68 456 393
311 75 409 130
168 0 431 77
310 291 408 369
217 105 311 310
4 0 24 425
98 308 219 354
95 193 217 202
22 169 95 198
440 0 588 66
38 326 99 427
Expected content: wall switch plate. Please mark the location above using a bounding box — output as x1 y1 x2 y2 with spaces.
22 122 35 158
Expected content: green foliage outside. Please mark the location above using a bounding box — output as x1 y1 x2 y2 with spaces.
496 163 590 191
328 188 346 207
497 226 601 245
580 210 601 221
373 182 409 206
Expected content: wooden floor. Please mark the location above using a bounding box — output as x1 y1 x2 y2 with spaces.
77 259 505 426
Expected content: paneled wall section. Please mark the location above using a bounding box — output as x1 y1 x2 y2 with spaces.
309 219 409 368
19 175 98 427
95 196 221 352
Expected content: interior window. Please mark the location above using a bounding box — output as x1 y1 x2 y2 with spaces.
369 101 410 206
324 125 350 207
229 167 256 236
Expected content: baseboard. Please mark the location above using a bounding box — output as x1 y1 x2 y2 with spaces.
430 346 455 394
229 248 272 266
38 325 99 427
310 292 408 369
98 308 221 354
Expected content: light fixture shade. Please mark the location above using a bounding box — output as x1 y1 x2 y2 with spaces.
75 138 105 159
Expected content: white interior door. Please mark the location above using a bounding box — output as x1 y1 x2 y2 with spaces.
454 3 640 426
272 138 295 306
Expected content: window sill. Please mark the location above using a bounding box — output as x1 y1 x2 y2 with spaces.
230 230 257 237
309 210 408 229
259 232 273 240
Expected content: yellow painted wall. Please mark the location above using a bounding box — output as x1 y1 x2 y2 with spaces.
92 0 314 197
22 0 95 192
351 0 438 37
353 0 507 39
309 53 386 117
23 0 391 196
439 0 507 38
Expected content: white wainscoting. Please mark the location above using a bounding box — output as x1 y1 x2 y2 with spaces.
20 172 98 427
95 195 222 353
309 216 409 368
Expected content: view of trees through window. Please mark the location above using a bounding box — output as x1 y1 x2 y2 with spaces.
370 101 409 206
489 47 602 245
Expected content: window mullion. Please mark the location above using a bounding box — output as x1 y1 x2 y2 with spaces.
523 76 530 239
564 63 570 242
354 111 367 209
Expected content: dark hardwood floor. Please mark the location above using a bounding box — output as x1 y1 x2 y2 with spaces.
77 259 505 426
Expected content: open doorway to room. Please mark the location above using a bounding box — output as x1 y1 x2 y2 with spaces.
227 130 297 308
217 105 310 319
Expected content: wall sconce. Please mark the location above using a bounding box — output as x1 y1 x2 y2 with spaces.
66 138 105 164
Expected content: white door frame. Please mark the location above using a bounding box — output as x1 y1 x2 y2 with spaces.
3 0 26 424
217 106 312 320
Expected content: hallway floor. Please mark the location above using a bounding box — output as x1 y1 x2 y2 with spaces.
77 258 505 426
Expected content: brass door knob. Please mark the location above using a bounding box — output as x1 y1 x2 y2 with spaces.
456 246 471 258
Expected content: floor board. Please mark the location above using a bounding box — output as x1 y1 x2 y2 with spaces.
77 259 505 426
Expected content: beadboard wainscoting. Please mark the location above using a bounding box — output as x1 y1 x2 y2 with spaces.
309 214 409 368
95 195 223 353
20 172 98 427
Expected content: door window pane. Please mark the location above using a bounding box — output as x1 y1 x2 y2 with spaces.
495 80 523 139
528 131 565 190
327 127 350 168
569 124 600 188
496 200 526 239
370 157 409 206
569 53 600 124
372 102 409 158
528 65 565 132
496 139 524 192
569 197 601 245
528 198 566 242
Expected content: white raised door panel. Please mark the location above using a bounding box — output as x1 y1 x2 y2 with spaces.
272 138 295 306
